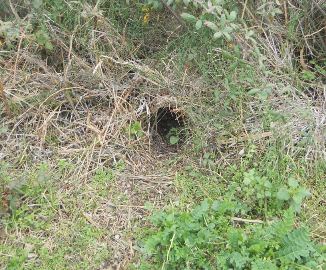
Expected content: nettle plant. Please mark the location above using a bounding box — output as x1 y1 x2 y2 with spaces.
276 177 311 213
139 201 326 269
181 1 238 41
242 169 273 209
138 168 320 269
240 169 311 214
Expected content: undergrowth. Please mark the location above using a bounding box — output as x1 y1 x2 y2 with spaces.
138 143 325 269
139 203 325 270
0 0 325 269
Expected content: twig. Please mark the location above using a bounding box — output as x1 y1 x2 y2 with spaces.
39 86 82 107
298 20 313 56
299 47 309 71
12 32 24 86
8 0 21 21
283 0 288 25
232 217 264 224
241 0 248 20
304 26 326 38
162 232 176 270
0 80 11 117
313 0 326 16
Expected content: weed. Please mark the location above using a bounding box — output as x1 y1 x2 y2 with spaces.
242 169 273 212
166 127 181 145
138 0 240 41
128 121 145 139
139 200 325 269
276 178 311 213
0 161 118 269
1 0 325 269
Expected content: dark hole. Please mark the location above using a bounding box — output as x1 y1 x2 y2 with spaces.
127 69 137 79
303 87 325 101
39 47 65 73
151 107 186 146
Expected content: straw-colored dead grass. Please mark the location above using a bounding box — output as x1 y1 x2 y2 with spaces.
0 1 325 267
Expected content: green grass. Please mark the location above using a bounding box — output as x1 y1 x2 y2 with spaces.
1 0 325 269
0 162 112 269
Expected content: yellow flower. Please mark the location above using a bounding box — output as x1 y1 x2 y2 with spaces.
142 5 151 24
143 13 150 24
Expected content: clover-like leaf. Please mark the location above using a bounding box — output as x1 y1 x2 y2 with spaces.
288 178 299 188
213 31 223 39
195 20 203 30
205 21 219 32
181 13 197 22
277 188 290 201
169 136 179 145
228 11 237 21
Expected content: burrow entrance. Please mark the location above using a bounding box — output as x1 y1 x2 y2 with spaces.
150 107 187 151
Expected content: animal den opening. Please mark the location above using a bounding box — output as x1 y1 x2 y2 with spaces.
150 107 186 150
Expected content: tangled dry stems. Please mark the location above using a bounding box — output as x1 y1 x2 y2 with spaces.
0 1 325 266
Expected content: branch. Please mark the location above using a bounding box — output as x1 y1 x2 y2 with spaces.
231 217 264 224
8 0 21 21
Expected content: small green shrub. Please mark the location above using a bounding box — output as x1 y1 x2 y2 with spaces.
229 168 311 217
276 178 311 213
0 13 53 51
133 0 241 42
166 127 181 145
127 121 144 139
139 200 325 269
243 169 273 204
139 164 319 269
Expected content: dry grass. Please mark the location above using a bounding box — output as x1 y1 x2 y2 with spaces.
0 10 216 266
0 1 325 268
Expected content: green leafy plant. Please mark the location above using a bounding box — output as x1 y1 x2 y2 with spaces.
166 127 181 145
181 2 238 41
134 0 240 42
140 199 239 269
202 152 216 168
236 169 311 215
0 0 55 51
276 178 311 213
127 121 144 139
300 70 316 82
0 20 23 48
242 169 273 209
139 200 325 269
34 28 53 51
310 60 326 77
256 0 283 18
